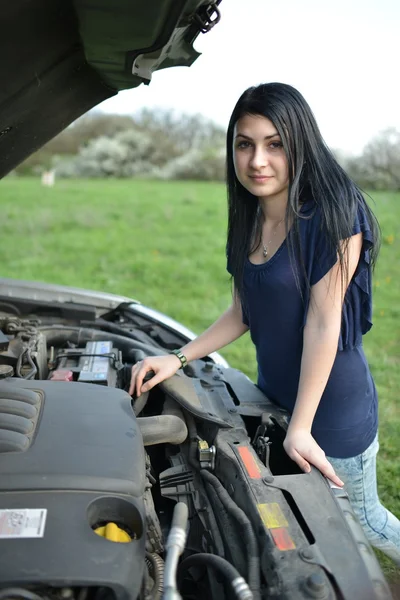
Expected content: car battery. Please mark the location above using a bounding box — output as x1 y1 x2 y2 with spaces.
54 341 120 387
78 341 118 386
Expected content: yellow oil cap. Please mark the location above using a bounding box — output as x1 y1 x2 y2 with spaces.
94 522 131 543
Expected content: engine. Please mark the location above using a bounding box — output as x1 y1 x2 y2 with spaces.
0 316 186 600
0 378 146 599
0 312 393 600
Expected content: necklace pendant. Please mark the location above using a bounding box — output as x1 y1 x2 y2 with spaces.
262 246 268 258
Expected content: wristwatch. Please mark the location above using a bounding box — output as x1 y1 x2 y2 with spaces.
170 349 188 369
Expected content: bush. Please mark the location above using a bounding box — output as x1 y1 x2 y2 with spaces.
158 147 225 181
55 127 226 181
345 128 400 191
21 108 227 181
55 131 161 178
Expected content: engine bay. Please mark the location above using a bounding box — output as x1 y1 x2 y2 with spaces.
0 297 392 600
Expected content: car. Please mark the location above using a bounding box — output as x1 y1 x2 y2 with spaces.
0 2 393 600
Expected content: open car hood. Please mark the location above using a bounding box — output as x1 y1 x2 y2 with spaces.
0 0 221 177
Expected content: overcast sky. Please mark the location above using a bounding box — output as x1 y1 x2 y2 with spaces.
98 0 399 155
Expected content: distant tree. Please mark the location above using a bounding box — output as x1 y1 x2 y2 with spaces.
345 128 400 191
54 109 226 180
133 108 226 153
159 147 225 181
55 129 171 178
66 113 137 149
16 107 227 179
15 113 136 174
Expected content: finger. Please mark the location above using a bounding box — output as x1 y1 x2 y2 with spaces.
130 362 147 396
129 363 143 395
320 461 344 488
141 371 164 393
307 454 344 487
129 366 137 396
289 448 311 474
135 366 149 397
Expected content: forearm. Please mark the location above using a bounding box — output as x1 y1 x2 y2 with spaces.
290 322 341 431
180 303 249 362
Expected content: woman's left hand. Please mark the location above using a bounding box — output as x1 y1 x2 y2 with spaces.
283 427 344 487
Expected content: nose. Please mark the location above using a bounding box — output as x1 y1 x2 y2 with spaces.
249 145 268 170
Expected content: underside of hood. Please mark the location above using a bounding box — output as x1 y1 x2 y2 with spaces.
0 0 221 177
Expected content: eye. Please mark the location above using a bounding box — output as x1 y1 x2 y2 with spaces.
236 140 252 150
269 141 283 150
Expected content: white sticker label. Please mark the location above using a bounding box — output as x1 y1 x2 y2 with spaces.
0 509 47 538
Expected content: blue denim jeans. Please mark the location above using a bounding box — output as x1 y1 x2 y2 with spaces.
327 435 400 566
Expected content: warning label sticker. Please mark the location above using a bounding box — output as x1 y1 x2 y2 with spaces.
0 509 47 539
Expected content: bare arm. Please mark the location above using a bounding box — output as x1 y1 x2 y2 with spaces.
130 295 248 395
180 296 249 362
284 233 363 485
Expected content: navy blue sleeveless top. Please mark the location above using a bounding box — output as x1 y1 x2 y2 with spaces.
228 201 377 458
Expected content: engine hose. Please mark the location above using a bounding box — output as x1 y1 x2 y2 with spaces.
200 470 261 600
133 390 149 416
164 502 189 600
177 554 253 600
138 396 188 446
131 349 150 415
145 552 164 600
42 327 187 447
39 326 167 361
138 415 187 446
79 319 163 347
184 413 226 558
204 482 231 560
184 414 259 596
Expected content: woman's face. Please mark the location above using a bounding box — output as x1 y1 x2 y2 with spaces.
233 114 289 202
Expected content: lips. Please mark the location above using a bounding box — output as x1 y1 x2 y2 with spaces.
250 175 273 182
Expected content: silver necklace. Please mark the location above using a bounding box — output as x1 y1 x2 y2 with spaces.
262 218 284 258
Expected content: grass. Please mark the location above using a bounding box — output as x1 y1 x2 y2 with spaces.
1 177 399 581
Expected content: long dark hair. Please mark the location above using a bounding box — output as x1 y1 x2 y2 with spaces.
226 82 380 298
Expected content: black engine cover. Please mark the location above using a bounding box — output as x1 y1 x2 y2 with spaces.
0 378 146 598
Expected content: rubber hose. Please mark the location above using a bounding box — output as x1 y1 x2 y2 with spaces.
163 396 185 420
177 554 253 600
79 319 163 347
138 415 187 446
203 482 228 559
40 326 166 359
185 413 240 561
131 349 150 415
133 390 149 416
200 470 260 600
145 552 164 600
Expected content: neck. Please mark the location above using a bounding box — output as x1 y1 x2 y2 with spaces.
259 193 288 223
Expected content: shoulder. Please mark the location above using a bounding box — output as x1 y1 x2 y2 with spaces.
298 200 323 229
298 198 374 241
296 201 337 286
297 201 327 245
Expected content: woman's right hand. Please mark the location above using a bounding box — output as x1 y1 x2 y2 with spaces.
129 354 182 397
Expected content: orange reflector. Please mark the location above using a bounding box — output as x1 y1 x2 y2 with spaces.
270 527 296 551
238 446 261 479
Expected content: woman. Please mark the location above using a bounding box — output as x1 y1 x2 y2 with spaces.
130 82 400 564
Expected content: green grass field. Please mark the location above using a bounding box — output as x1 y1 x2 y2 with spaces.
1 177 399 581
